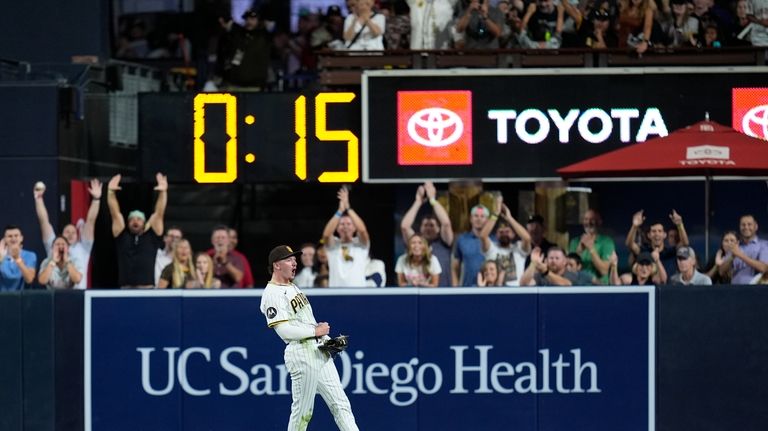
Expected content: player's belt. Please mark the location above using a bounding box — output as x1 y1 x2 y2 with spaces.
291 337 322 345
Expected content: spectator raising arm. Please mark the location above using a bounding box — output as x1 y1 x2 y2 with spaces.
146 173 168 237
81 179 103 243
625 210 645 256
423 181 454 246
322 187 350 248
501 203 531 253
107 174 125 237
33 182 55 252
400 186 426 243
669 209 689 247
520 247 545 286
478 194 502 254
322 186 369 247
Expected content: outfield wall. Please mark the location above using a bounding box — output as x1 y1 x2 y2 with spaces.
2 286 767 431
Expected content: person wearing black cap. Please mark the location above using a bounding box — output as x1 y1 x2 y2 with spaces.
311 5 346 49
260 245 359 431
217 8 271 89
609 250 666 285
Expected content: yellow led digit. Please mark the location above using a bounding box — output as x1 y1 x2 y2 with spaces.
193 93 238 183
294 95 307 180
315 92 358 183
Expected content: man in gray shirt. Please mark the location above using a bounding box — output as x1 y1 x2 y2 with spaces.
670 246 712 285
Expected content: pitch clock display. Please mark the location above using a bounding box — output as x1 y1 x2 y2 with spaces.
139 92 361 183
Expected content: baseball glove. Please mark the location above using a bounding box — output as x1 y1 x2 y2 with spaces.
318 334 349 358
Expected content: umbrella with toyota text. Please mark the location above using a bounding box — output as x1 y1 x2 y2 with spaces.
557 119 768 260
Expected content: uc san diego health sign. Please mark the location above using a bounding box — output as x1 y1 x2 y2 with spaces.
85 287 654 431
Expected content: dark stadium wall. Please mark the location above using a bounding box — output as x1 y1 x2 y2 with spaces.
0 0 110 62
0 86 61 266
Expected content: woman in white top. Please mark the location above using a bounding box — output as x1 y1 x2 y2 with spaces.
343 0 386 50
396 234 442 287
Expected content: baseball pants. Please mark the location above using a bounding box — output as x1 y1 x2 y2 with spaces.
284 339 358 431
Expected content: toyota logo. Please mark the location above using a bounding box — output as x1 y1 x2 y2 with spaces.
742 105 768 140
407 108 464 147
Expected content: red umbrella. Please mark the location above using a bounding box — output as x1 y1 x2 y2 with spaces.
557 119 768 260
558 120 768 179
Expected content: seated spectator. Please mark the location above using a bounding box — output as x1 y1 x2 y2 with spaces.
567 252 598 284
691 0 733 45
609 250 665 285
155 226 182 286
661 0 700 47
702 23 722 46
343 0 386 50
228 228 254 288
314 243 330 288
728 214 768 284
477 259 504 287
107 173 167 289
670 246 712 285
408 0 456 49
396 234 442 287
617 0 656 54
521 246 593 286
34 178 100 290
0 225 37 291
38 236 81 290
208 225 246 288
479 193 531 286
366 254 387 287
516 0 564 48
705 230 737 284
158 239 195 289
188 253 220 289
294 242 318 288
456 0 505 49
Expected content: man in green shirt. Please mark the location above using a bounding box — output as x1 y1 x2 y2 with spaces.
568 209 615 284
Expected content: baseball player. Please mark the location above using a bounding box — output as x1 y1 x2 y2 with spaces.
260 245 359 431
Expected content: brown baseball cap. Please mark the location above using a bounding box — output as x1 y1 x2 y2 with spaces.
268 245 302 273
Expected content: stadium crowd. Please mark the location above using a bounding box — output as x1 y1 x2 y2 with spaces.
1 177 767 290
114 0 768 90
